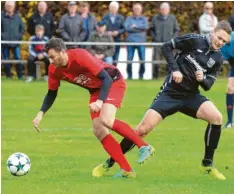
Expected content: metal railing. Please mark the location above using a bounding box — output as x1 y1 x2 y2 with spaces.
1 40 163 46
1 40 167 65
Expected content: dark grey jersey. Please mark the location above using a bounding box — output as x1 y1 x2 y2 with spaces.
161 33 223 98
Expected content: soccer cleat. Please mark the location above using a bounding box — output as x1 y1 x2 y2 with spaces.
224 122 234 128
92 163 109 177
137 145 155 164
200 165 226 180
113 169 136 178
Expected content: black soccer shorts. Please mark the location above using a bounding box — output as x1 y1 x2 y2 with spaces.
150 92 209 119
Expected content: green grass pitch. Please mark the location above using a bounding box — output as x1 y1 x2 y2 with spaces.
2 79 234 194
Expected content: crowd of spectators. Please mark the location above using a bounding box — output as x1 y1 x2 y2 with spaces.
1 1 234 81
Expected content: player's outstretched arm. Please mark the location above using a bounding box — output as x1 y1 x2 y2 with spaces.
33 89 58 132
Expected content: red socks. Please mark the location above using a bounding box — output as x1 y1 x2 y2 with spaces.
112 119 147 148
101 134 132 171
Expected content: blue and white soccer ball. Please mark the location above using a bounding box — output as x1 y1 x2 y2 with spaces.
7 152 31 176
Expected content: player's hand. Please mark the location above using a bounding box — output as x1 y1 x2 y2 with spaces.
172 71 183 83
195 70 204 82
89 100 103 113
33 111 44 132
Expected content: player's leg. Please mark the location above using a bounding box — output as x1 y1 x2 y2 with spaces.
196 101 225 180
105 91 180 169
225 68 234 128
92 117 135 178
105 109 163 168
180 95 225 180
99 103 155 163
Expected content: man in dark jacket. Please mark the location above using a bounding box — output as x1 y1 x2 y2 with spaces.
1 1 24 79
102 1 125 66
86 21 115 64
150 2 180 79
59 1 85 49
79 2 97 42
27 1 56 38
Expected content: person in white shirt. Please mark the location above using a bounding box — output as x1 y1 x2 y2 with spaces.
199 2 218 35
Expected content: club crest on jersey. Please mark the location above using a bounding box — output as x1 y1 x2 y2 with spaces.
207 58 215 68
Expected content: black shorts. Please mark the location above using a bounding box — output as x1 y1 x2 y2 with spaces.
150 92 209 119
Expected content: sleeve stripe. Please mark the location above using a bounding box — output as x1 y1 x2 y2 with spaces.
171 39 175 49
207 74 216 80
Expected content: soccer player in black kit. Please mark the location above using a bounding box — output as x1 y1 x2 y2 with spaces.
92 20 232 180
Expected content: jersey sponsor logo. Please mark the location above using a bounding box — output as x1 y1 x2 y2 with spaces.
74 74 91 86
207 58 215 68
106 97 115 101
185 54 207 72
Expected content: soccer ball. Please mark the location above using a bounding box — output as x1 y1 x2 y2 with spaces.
7 152 31 176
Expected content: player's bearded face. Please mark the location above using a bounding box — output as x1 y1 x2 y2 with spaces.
48 49 68 67
210 30 230 50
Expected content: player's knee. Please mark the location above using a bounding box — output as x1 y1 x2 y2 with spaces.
227 85 234 94
211 112 223 125
136 122 153 137
99 117 113 129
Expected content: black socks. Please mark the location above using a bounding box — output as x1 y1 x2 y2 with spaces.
203 124 221 166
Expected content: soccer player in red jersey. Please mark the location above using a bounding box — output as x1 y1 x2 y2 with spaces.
32 38 155 178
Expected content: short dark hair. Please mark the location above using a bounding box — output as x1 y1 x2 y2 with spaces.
45 38 67 52
214 20 232 35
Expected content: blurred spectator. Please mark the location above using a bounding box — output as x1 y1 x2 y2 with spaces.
102 1 125 66
150 2 179 79
86 21 115 64
79 2 97 42
229 13 234 30
199 2 218 35
1 1 24 79
124 3 148 79
25 25 50 83
59 1 85 49
27 1 56 38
